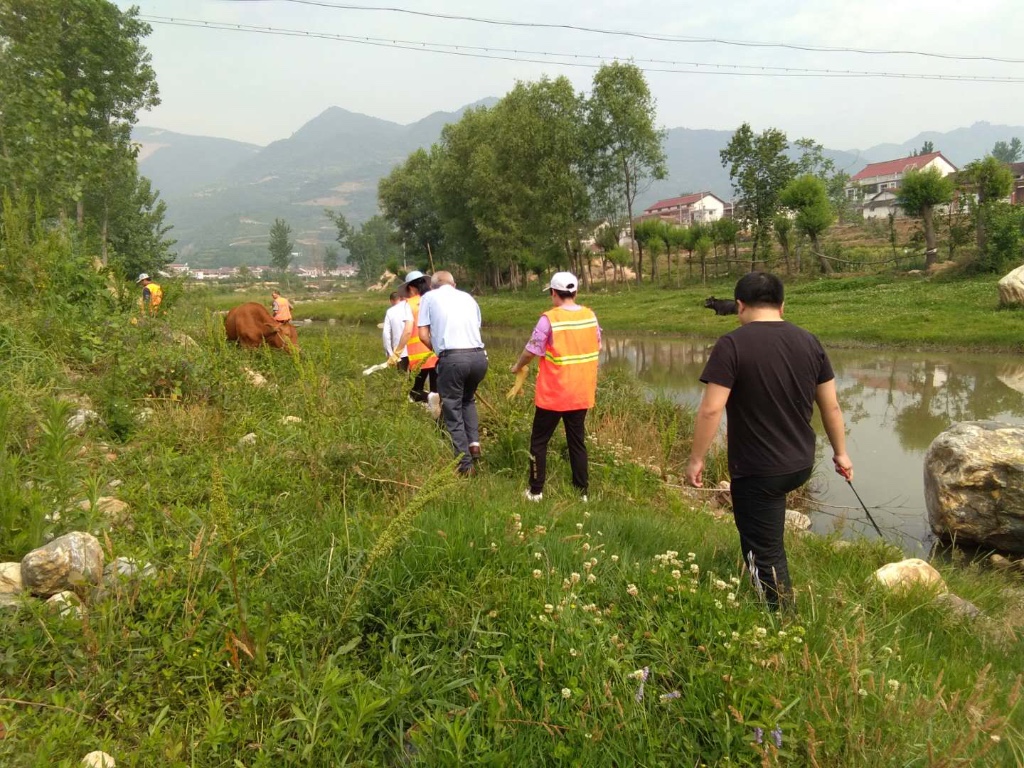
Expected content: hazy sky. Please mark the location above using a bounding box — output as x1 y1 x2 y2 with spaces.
122 0 1024 150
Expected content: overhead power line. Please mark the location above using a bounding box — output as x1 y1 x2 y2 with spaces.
221 0 1024 65
141 16 1024 84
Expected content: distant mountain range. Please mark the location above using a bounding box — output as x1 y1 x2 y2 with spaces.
135 111 1023 268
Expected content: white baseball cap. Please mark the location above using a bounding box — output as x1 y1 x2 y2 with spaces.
403 270 427 285
136 273 150 283
544 272 578 292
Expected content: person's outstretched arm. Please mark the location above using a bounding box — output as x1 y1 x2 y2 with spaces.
816 379 853 481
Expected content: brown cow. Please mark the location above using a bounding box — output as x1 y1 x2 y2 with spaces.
224 302 299 351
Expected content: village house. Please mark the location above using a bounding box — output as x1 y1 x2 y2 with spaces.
846 151 958 219
1011 162 1024 206
639 191 731 225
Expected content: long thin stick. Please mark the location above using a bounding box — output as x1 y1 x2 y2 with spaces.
845 478 885 537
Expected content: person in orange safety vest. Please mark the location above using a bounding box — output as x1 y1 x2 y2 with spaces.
136 273 163 314
271 291 293 323
394 270 439 404
509 271 601 503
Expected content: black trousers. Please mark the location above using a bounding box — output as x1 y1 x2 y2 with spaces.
730 467 812 611
409 366 437 402
397 357 409 373
529 407 588 495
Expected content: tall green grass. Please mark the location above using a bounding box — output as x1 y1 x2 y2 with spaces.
0 310 1022 766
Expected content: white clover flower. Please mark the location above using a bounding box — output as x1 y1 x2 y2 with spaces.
569 648 578 657
582 543 591 552
490 542 498 551
539 615 549 622
690 564 700 574
590 557 598 566
576 523 584 531
561 687 572 699
755 627 768 638
991 735 1002 743
627 583 639 597
544 604 555 614
671 569 681 580
793 637 803 644
858 688 868 698
727 592 736 602
887 679 900 692
729 576 741 585
714 579 728 590
611 555 619 563
687 552 697 562
532 569 543 579
570 572 581 584
724 642 731 649
534 552 543 560
587 573 597 583
731 631 740 640
714 600 723 609
778 630 787 638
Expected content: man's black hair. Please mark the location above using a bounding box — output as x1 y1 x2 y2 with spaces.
552 288 578 300
734 271 784 308
389 291 400 301
409 276 430 294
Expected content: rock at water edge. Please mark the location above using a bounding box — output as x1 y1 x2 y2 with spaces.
874 558 947 593
998 264 1024 306
924 421 1024 552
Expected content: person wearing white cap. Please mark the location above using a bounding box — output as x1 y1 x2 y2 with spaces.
393 270 439 404
509 272 601 501
417 270 487 476
136 272 162 314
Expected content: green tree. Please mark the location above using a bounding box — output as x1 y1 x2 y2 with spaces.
920 140 935 155
992 138 1023 165
104 168 175 278
328 214 402 281
779 175 835 273
378 148 445 264
323 245 340 274
587 62 667 284
712 218 740 268
268 218 294 272
0 0 159 226
720 124 795 267
633 219 668 282
773 214 794 273
960 156 1015 255
894 166 955 268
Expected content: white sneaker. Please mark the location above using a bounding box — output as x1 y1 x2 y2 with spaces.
524 489 543 502
581 494 588 503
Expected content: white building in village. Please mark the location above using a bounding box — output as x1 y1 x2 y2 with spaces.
846 151 958 220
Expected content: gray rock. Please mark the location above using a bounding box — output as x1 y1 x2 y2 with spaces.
0 562 23 593
104 557 156 583
46 590 83 618
21 532 104 596
81 751 115 768
924 421 1024 552
171 330 198 348
67 408 100 432
243 368 267 388
934 592 984 620
0 592 20 611
77 497 131 528
998 265 1024 307
785 509 812 532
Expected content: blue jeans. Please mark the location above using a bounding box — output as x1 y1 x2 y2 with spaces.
436 349 488 471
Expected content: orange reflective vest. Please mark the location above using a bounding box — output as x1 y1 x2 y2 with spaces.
405 294 438 371
142 282 162 314
535 306 600 411
273 297 292 322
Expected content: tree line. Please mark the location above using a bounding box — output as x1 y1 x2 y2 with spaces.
327 62 665 289
0 0 174 289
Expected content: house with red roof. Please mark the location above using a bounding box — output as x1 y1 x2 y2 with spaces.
846 151 958 219
639 191 731 226
1011 162 1024 206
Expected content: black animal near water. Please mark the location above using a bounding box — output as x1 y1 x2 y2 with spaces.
703 296 738 315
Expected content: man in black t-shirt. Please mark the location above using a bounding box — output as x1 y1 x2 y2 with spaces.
686 272 852 610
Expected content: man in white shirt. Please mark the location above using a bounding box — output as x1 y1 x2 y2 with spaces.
382 290 411 371
418 271 488 476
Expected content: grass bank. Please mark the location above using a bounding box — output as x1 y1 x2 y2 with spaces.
1 304 1023 766
200 272 1024 351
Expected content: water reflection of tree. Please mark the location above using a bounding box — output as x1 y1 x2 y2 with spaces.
839 355 1024 452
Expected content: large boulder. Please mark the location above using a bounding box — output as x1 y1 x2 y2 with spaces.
874 559 947 593
998 265 1024 307
924 421 1024 552
20 532 104 596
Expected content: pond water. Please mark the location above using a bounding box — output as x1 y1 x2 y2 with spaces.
338 321 1024 553
482 329 1024 553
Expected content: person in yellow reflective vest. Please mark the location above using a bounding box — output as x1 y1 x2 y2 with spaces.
271 291 293 323
394 270 438 404
510 272 601 502
136 273 163 314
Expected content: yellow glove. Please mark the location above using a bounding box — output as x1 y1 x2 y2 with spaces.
386 351 401 366
506 367 529 399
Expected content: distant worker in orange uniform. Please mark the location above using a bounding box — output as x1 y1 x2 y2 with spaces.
271 291 293 323
395 270 439 405
510 272 601 502
136 273 163 315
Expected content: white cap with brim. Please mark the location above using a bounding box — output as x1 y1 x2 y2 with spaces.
544 271 578 292
136 273 150 283
403 270 427 285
